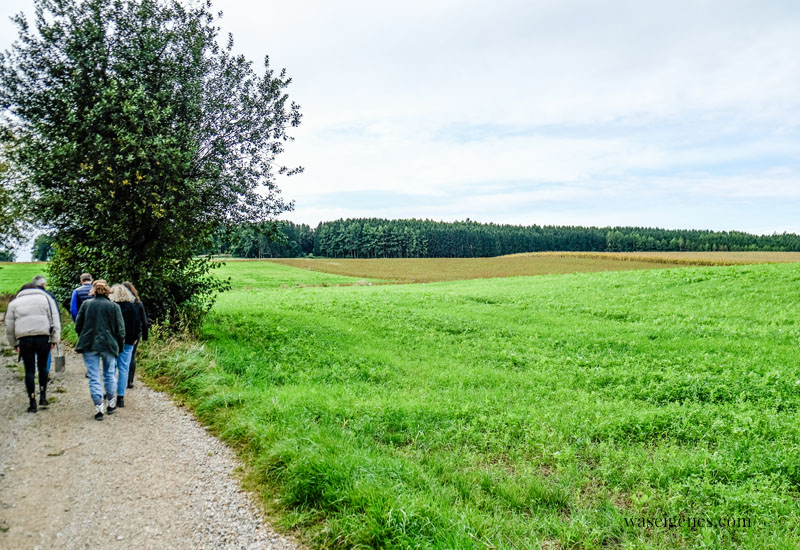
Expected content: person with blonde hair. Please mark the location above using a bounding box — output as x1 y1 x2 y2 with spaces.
109 284 141 408
122 281 148 389
75 279 125 420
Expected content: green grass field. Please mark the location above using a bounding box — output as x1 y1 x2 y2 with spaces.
219 260 380 289
142 260 800 549
0 262 49 311
0 262 47 294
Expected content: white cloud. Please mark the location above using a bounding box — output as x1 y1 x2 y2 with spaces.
2 0 800 237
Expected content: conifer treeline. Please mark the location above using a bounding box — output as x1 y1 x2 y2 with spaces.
211 218 800 258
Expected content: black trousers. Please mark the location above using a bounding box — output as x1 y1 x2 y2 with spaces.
127 341 139 387
19 335 50 396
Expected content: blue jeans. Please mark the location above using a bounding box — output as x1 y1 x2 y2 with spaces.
116 344 134 397
83 352 117 405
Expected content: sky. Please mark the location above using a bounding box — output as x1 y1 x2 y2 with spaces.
2 0 800 261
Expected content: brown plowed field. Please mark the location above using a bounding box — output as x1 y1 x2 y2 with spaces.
269 251 800 283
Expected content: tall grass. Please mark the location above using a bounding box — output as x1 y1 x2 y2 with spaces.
143 261 800 549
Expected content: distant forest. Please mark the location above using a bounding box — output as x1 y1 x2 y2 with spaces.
205 218 800 259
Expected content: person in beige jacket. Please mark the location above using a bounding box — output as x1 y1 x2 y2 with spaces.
5 283 61 412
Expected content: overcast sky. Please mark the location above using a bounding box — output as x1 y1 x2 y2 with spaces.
2 0 800 254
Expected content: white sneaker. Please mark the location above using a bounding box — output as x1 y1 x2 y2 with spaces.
94 402 104 421
106 395 116 414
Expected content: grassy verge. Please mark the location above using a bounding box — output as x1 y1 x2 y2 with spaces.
141 261 800 549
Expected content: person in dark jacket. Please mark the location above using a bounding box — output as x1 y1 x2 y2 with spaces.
122 281 148 389
109 284 141 408
70 273 93 321
75 280 125 421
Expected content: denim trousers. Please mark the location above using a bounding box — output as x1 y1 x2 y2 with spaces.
116 344 134 397
83 351 117 405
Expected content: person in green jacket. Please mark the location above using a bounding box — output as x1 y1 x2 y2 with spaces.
75 280 125 421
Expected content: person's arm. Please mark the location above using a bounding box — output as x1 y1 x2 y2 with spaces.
70 290 79 321
48 296 61 344
139 302 149 341
133 305 142 345
115 304 125 353
75 302 86 335
5 302 16 348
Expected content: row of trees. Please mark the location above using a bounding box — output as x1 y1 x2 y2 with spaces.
209 218 800 259
208 221 314 258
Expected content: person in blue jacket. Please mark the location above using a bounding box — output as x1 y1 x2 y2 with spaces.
70 273 93 321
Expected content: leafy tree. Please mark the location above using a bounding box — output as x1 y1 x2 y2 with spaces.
31 234 55 261
0 0 301 330
0 141 30 250
0 249 15 262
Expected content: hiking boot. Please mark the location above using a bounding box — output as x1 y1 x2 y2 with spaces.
27 397 37 413
94 402 104 421
39 388 49 408
117 396 125 408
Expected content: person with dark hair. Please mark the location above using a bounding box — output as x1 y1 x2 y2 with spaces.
5 282 61 412
75 280 125 421
123 281 148 389
70 273 93 322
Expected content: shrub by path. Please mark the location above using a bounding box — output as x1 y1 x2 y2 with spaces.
0 334 301 550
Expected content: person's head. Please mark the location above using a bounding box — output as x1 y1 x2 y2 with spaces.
89 279 111 297
32 275 46 288
80 273 93 284
18 282 37 293
109 283 134 303
122 281 140 301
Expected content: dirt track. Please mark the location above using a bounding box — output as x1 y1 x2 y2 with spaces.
0 333 300 550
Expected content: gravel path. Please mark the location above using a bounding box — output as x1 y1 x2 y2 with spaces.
0 333 302 550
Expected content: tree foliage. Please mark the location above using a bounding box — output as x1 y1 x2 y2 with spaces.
208 218 800 259
207 221 314 258
0 141 30 250
304 218 800 258
0 0 301 329
31 233 55 261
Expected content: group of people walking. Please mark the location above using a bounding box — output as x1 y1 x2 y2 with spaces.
5 273 148 420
